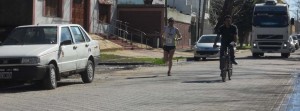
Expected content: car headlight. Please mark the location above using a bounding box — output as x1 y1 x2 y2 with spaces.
21 57 40 64
253 43 257 48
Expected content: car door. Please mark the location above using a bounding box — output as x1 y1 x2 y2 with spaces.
57 27 77 72
70 26 90 70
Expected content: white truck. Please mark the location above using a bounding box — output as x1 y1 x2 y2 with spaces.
251 0 294 58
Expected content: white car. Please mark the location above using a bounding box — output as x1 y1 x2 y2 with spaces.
193 34 221 61
289 35 296 52
291 35 299 50
0 24 100 89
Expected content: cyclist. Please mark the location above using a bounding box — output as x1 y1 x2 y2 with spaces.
162 17 182 76
213 15 238 65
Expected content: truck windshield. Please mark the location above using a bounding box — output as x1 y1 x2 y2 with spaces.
2 27 57 45
253 14 288 27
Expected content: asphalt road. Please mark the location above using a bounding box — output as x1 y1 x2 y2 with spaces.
1 50 300 111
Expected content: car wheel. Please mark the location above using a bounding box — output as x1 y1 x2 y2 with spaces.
252 53 260 58
43 64 57 89
202 57 207 61
194 57 200 61
281 53 290 58
81 60 94 83
259 53 264 56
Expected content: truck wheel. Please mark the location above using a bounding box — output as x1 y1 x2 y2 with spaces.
194 57 200 61
43 64 57 89
81 60 94 83
259 53 264 56
252 53 260 58
281 53 290 58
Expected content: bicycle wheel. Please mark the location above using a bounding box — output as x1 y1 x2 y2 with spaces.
228 60 232 80
221 70 226 82
228 69 232 80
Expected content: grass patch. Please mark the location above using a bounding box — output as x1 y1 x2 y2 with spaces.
100 54 165 65
237 45 251 50
100 54 186 65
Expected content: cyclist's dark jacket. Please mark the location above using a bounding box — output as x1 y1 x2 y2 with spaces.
218 24 238 44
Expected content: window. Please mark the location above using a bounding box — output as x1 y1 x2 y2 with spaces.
44 0 63 17
79 27 91 42
99 4 111 23
2 27 57 45
70 26 85 43
61 27 73 44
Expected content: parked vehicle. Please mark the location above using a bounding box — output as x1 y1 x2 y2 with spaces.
193 34 220 61
295 34 300 43
289 36 296 52
0 24 100 89
251 0 294 58
291 35 299 50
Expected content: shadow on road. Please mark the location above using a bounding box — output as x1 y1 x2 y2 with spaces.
0 81 83 93
237 56 285 60
186 57 219 62
126 75 158 79
182 79 223 83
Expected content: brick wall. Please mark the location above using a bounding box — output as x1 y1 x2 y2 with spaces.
174 21 191 49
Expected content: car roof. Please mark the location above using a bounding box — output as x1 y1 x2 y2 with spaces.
17 24 82 28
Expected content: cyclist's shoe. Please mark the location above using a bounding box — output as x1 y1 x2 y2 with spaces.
231 60 238 65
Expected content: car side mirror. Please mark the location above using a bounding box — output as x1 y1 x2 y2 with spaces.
60 40 72 46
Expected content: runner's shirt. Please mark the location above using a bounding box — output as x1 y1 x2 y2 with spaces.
163 26 179 46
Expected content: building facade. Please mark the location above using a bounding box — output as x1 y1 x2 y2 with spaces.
0 0 117 36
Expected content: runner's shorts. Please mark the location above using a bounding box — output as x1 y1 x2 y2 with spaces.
163 45 176 52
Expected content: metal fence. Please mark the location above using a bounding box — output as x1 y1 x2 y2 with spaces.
94 18 154 48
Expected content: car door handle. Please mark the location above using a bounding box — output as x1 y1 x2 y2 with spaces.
85 44 89 47
73 46 77 50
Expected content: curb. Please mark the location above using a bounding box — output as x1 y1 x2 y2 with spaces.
98 62 152 65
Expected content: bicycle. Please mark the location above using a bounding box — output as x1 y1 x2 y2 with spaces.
215 44 234 82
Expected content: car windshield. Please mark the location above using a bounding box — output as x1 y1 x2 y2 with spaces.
198 36 219 43
2 27 57 45
292 36 297 40
296 35 300 40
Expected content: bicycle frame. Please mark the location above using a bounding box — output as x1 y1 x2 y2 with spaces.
220 46 233 82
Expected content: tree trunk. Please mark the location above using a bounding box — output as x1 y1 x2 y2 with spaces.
214 0 234 33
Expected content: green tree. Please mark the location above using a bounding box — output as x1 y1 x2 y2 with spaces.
209 0 264 47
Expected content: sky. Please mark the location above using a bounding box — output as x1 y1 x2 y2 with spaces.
285 0 297 18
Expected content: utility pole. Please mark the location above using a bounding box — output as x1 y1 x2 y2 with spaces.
197 0 201 40
200 0 207 37
297 9 299 33
165 0 168 25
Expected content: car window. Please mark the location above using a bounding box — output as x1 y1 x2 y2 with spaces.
292 36 297 40
2 27 57 45
61 27 73 44
198 36 219 43
70 26 85 43
297 35 300 39
79 27 91 42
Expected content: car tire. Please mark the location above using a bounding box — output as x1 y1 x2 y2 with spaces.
194 57 200 61
259 53 264 56
252 53 260 58
81 60 94 83
202 57 207 61
42 64 57 89
281 53 290 58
